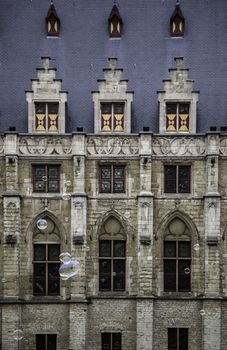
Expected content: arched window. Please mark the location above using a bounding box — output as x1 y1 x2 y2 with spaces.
170 1 185 37
46 2 60 37
99 216 126 291
163 218 191 292
108 4 123 38
33 216 61 296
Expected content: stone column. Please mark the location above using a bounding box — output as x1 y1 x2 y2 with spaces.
136 299 154 350
70 133 87 297
69 303 87 350
201 300 221 350
2 304 21 350
204 133 220 296
137 133 154 294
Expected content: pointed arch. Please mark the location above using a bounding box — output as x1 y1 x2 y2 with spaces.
155 209 200 242
46 2 60 37
95 209 130 239
170 1 185 37
108 4 123 38
25 209 66 244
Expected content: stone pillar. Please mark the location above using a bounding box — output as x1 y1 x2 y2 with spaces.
71 134 87 297
69 303 87 350
137 133 154 294
204 133 220 296
136 299 154 350
2 304 21 350
201 300 221 350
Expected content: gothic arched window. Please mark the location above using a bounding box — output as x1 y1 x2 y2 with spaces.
46 3 60 37
170 1 185 37
108 4 123 38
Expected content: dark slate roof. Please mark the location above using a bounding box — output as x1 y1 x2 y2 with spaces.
0 0 227 133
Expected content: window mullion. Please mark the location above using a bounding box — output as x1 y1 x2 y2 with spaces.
176 165 179 193
111 104 114 131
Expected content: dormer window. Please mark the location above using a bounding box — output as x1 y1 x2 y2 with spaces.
35 103 59 132
108 4 123 38
166 102 189 132
170 1 185 37
26 57 67 134
101 103 124 132
46 3 60 37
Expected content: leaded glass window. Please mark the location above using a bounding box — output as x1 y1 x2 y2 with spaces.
102 333 122 350
164 241 191 292
99 240 126 291
101 103 124 132
99 165 125 193
35 102 59 132
164 165 190 193
33 165 60 193
33 244 60 296
168 328 188 350
166 103 189 132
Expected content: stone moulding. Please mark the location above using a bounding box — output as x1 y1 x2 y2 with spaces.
220 137 227 155
0 136 4 154
19 136 72 155
152 136 206 156
87 136 139 156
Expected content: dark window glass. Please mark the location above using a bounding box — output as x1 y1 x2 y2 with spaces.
114 103 124 114
101 103 112 114
179 103 189 114
178 166 190 193
102 333 121 350
36 334 57 350
99 240 126 292
168 328 188 350
48 103 58 114
35 103 46 114
33 244 60 296
33 165 60 193
166 103 177 115
164 241 191 292
164 165 190 194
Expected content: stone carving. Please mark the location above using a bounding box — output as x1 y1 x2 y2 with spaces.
220 137 227 155
0 136 4 154
19 136 72 155
152 137 206 156
87 136 139 156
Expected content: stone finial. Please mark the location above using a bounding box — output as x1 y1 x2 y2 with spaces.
174 57 184 69
41 57 51 70
108 58 118 70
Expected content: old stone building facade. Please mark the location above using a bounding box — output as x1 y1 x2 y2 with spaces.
1 0 227 349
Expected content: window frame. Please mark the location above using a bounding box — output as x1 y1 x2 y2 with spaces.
99 164 126 194
35 102 59 133
32 164 60 193
100 102 125 132
164 164 191 194
166 102 190 132
99 239 126 292
164 240 191 292
168 328 188 350
36 334 57 350
33 243 60 296
101 332 122 350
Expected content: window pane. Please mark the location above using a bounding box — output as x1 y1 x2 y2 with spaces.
101 167 111 178
48 103 58 114
179 242 191 257
113 260 125 290
178 166 190 193
164 241 176 257
34 264 46 295
168 328 177 350
35 103 46 114
164 166 176 193
114 167 124 178
48 167 59 179
101 104 112 114
48 264 60 295
114 241 125 257
47 334 57 350
178 260 191 291
164 260 176 292
179 328 188 350
48 245 60 261
113 180 124 193
100 241 111 257
36 334 45 350
179 103 189 114
114 103 124 114
33 166 46 192
34 180 46 192
113 333 122 350
100 166 111 192
102 333 111 350
48 180 59 192
99 260 111 290
34 245 46 261
166 103 177 114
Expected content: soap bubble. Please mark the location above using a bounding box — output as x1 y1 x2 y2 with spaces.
62 193 71 201
14 329 23 341
59 258 80 280
42 175 47 182
65 180 71 187
200 309 205 316
59 252 71 264
193 243 200 252
37 218 48 230
184 267 190 275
